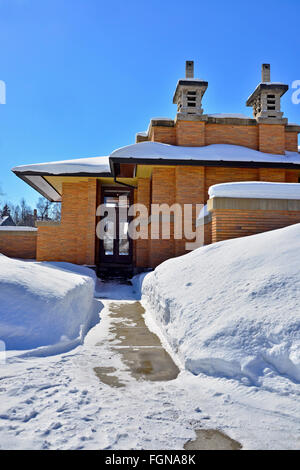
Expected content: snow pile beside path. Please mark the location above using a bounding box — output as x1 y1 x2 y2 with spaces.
0 255 98 352
142 224 300 384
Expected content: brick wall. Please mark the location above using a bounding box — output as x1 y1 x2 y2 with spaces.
138 166 300 268
258 124 285 154
147 119 297 154
211 209 300 243
149 126 176 145
174 166 205 257
135 178 151 268
205 124 258 149
176 120 205 146
208 197 300 243
285 132 299 152
37 179 97 265
149 167 176 267
0 229 37 259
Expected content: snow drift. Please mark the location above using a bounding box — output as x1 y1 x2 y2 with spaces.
142 224 300 384
0 255 98 351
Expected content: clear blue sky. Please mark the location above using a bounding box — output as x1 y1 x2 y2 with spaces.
0 0 299 207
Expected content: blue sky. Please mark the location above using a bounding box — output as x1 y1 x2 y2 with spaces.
0 0 299 207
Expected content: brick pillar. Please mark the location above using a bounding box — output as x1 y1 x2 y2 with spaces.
175 166 205 256
258 124 285 154
149 167 176 267
86 179 97 265
176 120 206 146
135 178 151 268
285 132 299 152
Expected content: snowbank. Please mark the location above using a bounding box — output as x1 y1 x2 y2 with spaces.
142 224 300 384
209 181 300 200
0 255 98 352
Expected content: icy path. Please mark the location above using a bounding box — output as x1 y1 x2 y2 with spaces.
0 280 300 449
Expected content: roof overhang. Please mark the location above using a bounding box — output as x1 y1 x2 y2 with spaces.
110 156 300 171
246 83 289 106
13 170 111 202
173 79 208 103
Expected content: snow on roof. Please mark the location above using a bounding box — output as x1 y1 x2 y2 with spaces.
110 141 300 166
136 131 148 137
247 82 287 101
207 113 252 119
12 156 111 175
0 226 37 231
209 182 300 200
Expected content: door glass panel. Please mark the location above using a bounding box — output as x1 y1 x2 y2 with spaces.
103 220 114 255
119 221 129 255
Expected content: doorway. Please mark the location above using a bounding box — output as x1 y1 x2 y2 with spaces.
99 188 133 266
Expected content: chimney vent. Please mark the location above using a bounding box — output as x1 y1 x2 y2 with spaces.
262 64 271 83
185 61 194 79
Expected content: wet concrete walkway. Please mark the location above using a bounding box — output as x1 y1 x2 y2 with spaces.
92 292 241 450
94 301 179 387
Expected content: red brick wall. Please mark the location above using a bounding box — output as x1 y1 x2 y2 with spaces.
174 166 205 257
205 124 258 149
285 132 299 152
148 120 296 154
211 209 300 243
37 179 97 265
0 230 37 259
205 167 259 201
150 126 176 145
135 178 151 268
176 120 205 146
149 167 176 267
258 124 285 154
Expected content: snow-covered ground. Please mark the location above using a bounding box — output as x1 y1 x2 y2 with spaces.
1 225 300 450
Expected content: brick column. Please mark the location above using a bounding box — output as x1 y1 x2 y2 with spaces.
176 120 206 146
175 166 205 256
258 124 285 154
135 178 151 268
149 167 176 267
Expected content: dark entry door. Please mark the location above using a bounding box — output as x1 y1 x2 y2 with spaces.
99 189 133 265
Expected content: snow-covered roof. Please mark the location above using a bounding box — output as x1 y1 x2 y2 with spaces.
110 141 300 166
0 226 37 231
209 182 300 200
12 156 111 175
0 216 9 225
207 113 252 120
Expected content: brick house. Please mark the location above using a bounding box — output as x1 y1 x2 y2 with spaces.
12 62 300 273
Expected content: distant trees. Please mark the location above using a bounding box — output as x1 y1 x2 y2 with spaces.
0 196 61 226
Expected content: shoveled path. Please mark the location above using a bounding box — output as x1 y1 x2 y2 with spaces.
92 279 242 450
94 301 179 387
